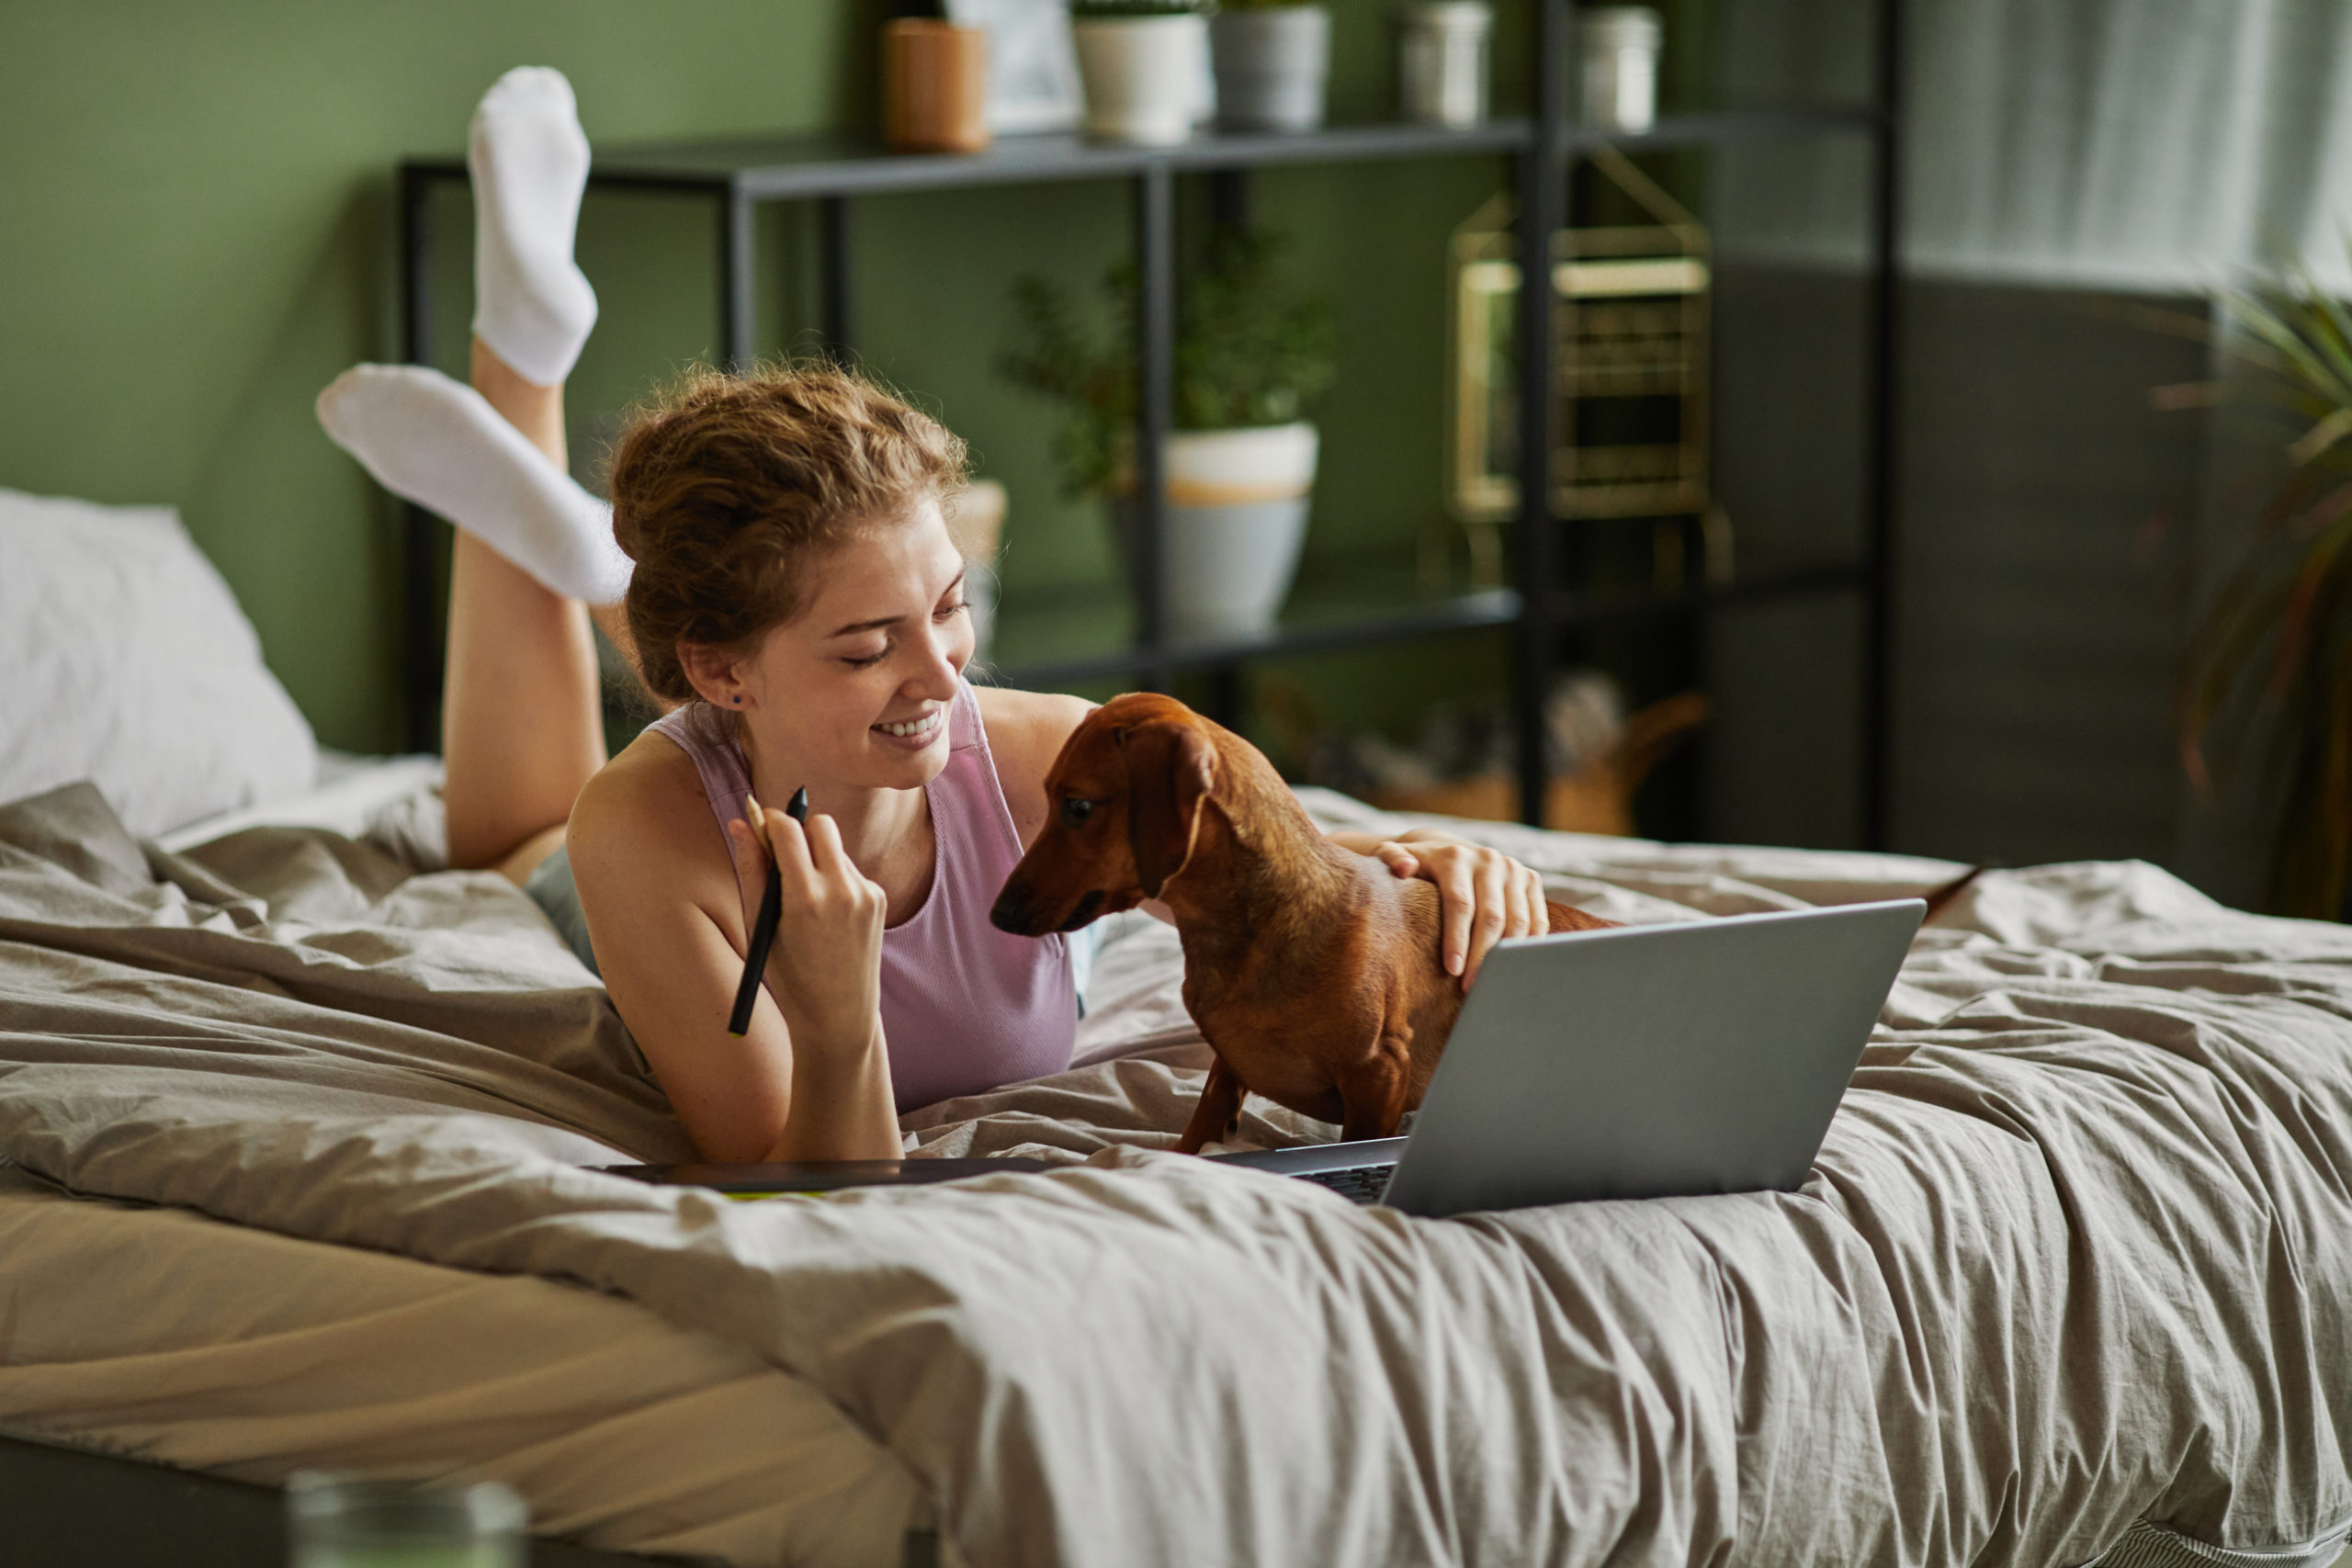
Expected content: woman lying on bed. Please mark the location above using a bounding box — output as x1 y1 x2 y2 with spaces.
313 68 1554 1165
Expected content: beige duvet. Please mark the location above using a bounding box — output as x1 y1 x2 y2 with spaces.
1 780 2349 1568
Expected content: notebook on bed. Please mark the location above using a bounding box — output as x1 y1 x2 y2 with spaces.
596 899 1924 1217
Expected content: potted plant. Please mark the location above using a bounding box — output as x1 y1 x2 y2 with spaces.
2180 255 2352 918
1069 0 1212 146
1000 226 1337 638
1211 0 1331 134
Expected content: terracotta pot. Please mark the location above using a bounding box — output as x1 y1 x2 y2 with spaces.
884 20 990 153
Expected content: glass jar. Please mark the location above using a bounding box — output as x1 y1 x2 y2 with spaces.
1577 6 1663 132
288 1473 526 1568
1398 2 1493 130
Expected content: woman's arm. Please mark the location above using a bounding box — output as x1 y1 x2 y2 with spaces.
1326 826 1548 988
566 741 901 1163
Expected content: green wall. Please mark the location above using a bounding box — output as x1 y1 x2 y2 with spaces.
1 0 1525 753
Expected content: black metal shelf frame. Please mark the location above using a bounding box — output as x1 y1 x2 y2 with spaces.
399 5 1900 841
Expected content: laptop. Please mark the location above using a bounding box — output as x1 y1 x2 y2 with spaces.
599 899 1922 1217
1215 898 1922 1215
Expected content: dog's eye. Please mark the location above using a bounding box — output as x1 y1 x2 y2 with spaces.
1061 797 1096 827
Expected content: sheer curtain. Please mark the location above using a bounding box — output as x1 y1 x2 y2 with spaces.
1907 0 2352 288
1711 0 2352 289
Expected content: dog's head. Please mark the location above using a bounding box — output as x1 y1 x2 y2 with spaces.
989 692 1221 937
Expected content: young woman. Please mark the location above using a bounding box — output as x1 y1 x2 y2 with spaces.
318 68 1554 1165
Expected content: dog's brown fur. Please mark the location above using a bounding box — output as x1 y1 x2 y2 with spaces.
990 693 1615 1151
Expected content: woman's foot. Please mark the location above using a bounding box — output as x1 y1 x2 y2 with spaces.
470 66 597 388
316 364 630 605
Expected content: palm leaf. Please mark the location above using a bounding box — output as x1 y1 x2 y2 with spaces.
2181 247 2352 917
2269 499 2352 690
2229 290 2352 410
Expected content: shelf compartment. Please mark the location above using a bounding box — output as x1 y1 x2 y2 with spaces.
1555 107 1881 157
977 556 1862 691
1544 558 1865 628
981 558 1521 688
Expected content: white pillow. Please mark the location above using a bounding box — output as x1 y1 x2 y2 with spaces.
0 487 316 837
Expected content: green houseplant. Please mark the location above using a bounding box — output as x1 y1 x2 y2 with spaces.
2180 257 2352 918
1000 226 1337 636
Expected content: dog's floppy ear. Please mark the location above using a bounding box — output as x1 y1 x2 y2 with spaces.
1119 718 1218 898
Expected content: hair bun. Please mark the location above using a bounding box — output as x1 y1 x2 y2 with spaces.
606 362 967 705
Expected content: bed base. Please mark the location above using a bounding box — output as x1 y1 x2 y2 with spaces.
0 1430 748 1566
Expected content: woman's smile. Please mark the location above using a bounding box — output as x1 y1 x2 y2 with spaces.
872 706 946 750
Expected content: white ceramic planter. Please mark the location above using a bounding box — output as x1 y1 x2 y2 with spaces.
1211 7 1332 134
1072 15 1208 145
1117 423 1319 639
1398 1 1492 128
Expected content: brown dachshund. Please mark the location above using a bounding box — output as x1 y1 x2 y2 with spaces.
989 693 1616 1152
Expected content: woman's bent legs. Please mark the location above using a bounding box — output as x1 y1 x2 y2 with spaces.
442 339 606 876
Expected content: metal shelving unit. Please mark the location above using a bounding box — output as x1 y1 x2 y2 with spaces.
400 0 1901 843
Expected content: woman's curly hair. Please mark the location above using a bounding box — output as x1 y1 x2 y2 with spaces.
606 362 968 705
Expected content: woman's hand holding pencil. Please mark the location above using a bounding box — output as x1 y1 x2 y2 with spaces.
724 789 888 1056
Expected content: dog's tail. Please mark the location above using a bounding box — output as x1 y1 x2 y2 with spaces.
1919 867 1983 924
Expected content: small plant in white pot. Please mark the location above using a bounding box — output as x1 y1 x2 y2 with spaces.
1069 0 1213 145
1001 227 1338 639
1212 0 1331 133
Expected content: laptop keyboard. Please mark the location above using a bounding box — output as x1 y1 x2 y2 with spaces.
1295 1164 1395 1204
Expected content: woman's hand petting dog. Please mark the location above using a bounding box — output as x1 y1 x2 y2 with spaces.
1340 828 1551 990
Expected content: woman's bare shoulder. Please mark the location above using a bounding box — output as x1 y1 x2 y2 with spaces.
972 685 1094 844
568 728 721 873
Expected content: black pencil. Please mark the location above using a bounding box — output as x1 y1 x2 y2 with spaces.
727 785 806 1036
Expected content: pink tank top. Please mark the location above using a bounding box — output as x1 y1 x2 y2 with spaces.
647 681 1077 1113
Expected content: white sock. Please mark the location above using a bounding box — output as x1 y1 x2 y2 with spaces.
469 66 597 387
317 364 631 605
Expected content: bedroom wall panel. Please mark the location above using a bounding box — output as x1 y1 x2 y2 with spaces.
1890 279 2208 881
0 2 865 751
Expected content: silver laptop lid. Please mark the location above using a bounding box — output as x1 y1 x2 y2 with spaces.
1382 899 1924 1218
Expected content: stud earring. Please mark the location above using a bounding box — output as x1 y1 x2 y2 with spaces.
732 696 743 705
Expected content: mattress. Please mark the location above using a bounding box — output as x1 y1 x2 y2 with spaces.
0 1168 922 1564
4 777 2351 1568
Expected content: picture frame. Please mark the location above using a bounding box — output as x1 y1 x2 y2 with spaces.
944 0 1083 134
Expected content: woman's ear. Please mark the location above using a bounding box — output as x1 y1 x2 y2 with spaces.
677 642 747 709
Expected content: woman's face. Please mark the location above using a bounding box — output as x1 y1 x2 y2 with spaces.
731 497 975 792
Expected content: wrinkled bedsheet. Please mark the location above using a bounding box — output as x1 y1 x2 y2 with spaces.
2 779 2350 1568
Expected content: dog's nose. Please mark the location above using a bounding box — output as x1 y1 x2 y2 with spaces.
989 886 1036 935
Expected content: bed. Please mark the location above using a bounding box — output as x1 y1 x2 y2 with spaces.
6 770 2352 1566
5 489 2352 1566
